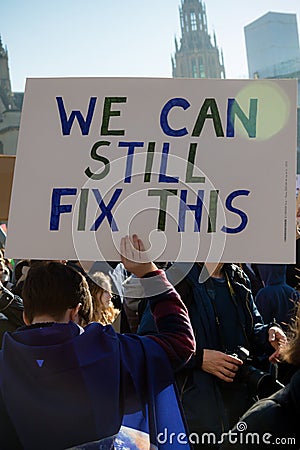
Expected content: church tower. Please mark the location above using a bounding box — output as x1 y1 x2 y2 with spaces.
0 36 22 155
0 36 15 110
172 0 225 79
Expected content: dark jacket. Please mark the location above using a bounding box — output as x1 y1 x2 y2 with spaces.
220 369 300 449
241 264 264 297
175 264 271 439
255 264 299 329
286 238 300 289
0 285 24 348
139 263 272 443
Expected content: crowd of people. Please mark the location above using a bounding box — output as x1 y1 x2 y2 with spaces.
0 237 299 449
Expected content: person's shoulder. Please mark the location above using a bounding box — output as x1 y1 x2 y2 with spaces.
242 396 284 422
221 386 298 449
225 263 250 286
84 322 114 334
239 385 294 430
79 323 120 350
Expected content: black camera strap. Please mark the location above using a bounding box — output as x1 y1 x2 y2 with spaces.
206 284 227 353
224 271 251 350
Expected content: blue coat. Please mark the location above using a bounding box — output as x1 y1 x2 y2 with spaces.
255 264 299 329
0 322 189 450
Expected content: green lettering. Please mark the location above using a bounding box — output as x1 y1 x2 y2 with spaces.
144 142 155 182
85 141 110 180
185 143 205 183
148 189 177 231
77 189 89 231
192 99 224 137
207 190 219 233
100 97 127 136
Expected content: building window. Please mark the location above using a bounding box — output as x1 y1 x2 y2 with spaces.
191 12 197 31
0 141 3 154
180 15 184 30
192 59 198 78
199 59 205 78
185 14 189 32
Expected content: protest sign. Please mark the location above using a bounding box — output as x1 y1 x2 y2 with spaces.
5 78 297 262
0 155 15 222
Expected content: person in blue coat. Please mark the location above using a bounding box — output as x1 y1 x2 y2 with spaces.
255 264 299 330
0 235 195 450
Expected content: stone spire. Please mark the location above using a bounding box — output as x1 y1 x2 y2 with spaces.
172 0 225 78
0 36 14 109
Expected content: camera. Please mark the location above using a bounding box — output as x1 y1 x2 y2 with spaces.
230 346 284 399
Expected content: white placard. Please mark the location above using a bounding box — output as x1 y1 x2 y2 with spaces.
6 77 297 263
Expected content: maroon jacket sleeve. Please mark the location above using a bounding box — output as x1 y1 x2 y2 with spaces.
140 270 195 370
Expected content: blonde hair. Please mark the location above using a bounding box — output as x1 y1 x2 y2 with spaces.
281 303 300 367
87 272 119 325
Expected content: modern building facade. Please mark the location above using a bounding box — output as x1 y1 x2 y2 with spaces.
244 12 300 172
244 12 300 79
172 0 225 79
0 37 23 155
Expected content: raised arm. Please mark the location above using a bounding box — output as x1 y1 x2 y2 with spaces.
120 235 195 369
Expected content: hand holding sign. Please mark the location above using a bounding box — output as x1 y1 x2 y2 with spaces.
120 234 157 278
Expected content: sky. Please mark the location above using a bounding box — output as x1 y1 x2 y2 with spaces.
1 0 300 93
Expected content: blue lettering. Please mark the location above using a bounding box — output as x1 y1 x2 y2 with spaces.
56 97 97 136
90 188 122 231
50 188 77 230
226 99 257 138
221 190 250 234
178 190 204 232
118 142 144 183
160 98 190 137
159 143 179 183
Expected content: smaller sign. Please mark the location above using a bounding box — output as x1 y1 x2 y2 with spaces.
0 155 15 222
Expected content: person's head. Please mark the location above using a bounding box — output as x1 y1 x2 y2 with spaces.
197 262 224 282
87 272 119 325
14 259 30 284
29 259 67 267
22 261 93 325
88 272 113 306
